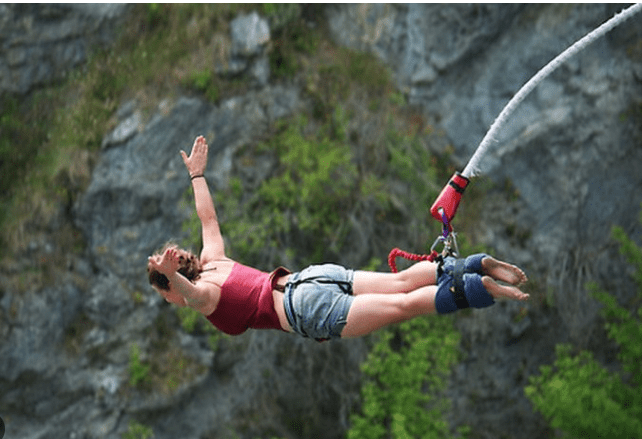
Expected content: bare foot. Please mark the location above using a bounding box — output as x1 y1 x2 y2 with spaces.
481 256 528 286
482 276 530 301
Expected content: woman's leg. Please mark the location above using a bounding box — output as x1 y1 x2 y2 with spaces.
352 260 438 296
341 265 530 338
340 286 437 338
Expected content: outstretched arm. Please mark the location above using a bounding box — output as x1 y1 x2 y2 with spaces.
181 136 226 263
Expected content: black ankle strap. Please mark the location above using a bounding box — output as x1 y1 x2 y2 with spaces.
451 258 470 309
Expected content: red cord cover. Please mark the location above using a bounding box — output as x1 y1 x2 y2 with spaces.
429 172 470 223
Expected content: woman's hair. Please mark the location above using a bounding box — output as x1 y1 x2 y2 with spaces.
147 243 202 291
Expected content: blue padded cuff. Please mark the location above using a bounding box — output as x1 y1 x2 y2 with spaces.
435 281 459 314
464 274 495 309
464 253 488 274
435 271 495 314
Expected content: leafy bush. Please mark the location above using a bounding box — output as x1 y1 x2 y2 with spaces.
218 110 360 266
525 221 642 438
176 306 227 351
348 316 465 439
526 344 642 438
128 343 151 387
185 69 219 102
266 5 318 79
122 420 154 439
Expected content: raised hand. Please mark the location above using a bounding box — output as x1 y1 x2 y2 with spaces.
148 247 180 275
180 135 209 178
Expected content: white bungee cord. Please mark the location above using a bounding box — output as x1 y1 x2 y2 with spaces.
462 3 642 179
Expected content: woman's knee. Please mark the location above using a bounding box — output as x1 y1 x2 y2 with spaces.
394 291 433 318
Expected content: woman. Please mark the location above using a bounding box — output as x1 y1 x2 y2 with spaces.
148 136 529 341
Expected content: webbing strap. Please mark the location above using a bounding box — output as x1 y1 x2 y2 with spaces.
286 276 353 295
451 258 469 309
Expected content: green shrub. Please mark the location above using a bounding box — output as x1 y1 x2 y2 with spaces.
348 316 465 439
122 420 154 439
525 219 642 438
267 5 318 79
176 306 227 351
129 343 151 387
185 69 219 102
525 344 642 438
219 111 359 266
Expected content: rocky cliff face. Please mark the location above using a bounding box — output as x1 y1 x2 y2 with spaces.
1 4 641 439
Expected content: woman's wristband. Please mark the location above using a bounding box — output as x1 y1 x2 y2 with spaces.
190 174 204 181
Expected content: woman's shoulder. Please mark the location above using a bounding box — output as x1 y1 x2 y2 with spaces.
198 258 237 292
200 257 235 271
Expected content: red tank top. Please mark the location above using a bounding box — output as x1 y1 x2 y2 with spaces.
206 263 290 335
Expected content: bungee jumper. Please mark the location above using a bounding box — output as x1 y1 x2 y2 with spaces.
147 4 642 342
147 137 528 343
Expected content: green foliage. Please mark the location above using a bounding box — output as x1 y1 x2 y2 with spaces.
185 69 219 102
311 48 392 118
388 92 406 106
122 420 154 439
0 98 35 196
346 50 391 93
129 343 151 387
262 3 302 33
525 345 642 438
0 96 46 233
181 188 204 249
612 220 642 290
258 114 354 235
348 316 464 439
591 224 642 384
176 306 202 333
267 5 318 79
385 121 438 207
176 306 227 351
213 99 445 271
219 110 361 266
591 285 642 385
525 222 642 438
145 3 170 30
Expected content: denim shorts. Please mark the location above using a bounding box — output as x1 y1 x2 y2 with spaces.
283 264 355 341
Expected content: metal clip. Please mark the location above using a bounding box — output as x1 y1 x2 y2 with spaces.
430 230 460 259
430 235 447 253
445 231 460 258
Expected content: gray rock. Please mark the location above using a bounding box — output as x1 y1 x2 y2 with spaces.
230 11 271 57
0 3 128 96
101 110 141 149
250 55 271 86
217 11 272 86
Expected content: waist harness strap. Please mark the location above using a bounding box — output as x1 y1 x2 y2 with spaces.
286 276 353 295
452 258 470 309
